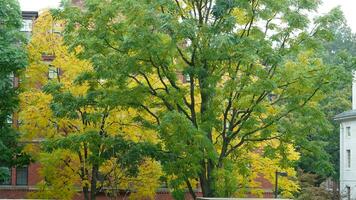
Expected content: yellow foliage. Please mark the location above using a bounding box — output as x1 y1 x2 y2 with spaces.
20 10 162 199
100 158 162 200
232 8 249 25
28 150 80 200
233 141 300 198
20 9 303 200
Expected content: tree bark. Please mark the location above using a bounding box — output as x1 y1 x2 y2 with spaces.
186 180 197 200
78 150 90 200
90 163 99 200
83 186 90 200
198 64 218 197
199 158 216 197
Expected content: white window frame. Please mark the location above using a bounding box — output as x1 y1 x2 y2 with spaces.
21 19 33 32
48 66 59 80
6 114 13 124
183 73 191 83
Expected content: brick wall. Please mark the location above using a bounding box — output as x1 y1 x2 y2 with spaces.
1 162 275 199
0 188 30 199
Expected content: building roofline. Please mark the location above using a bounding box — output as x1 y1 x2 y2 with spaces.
334 110 356 121
21 11 38 19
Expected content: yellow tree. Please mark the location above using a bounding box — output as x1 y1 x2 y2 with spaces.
212 141 300 198
19 11 162 200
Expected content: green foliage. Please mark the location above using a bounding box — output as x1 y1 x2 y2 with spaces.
0 0 26 117
159 111 215 190
0 0 29 180
296 171 334 200
297 14 356 182
212 160 238 197
43 130 159 176
56 0 346 197
0 167 10 181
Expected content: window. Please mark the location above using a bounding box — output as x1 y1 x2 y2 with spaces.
347 150 351 168
347 186 351 200
347 127 351 137
183 74 191 83
21 19 33 32
6 114 13 124
0 167 12 185
48 66 59 80
16 167 28 185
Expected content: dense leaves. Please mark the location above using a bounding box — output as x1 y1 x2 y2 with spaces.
20 12 162 200
55 0 346 197
0 0 29 180
297 15 356 189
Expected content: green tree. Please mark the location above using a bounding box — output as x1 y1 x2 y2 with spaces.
296 170 334 200
297 14 356 199
0 0 29 179
56 0 344 197
321 19 356 180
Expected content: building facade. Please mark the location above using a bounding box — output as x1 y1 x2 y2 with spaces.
335 77 356 200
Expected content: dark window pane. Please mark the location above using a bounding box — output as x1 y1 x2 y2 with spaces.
347 127 351 137
347 150 351 168
16 167 28 185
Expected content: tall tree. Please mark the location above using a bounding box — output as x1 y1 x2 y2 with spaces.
20 11 161 200
321 19 356 180
297 15 356 199
0 0 29 179
57 0 344 197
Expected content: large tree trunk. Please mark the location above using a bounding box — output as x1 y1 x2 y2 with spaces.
79 150 90 200
198 68 218 197
199 159 216 197
83 186 90 200
90 163 99 200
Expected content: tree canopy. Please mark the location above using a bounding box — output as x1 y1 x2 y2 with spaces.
298 13 356 185
55 0 346 197
20 11 162 200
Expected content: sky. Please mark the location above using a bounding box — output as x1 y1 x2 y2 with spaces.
19 0 60 11
19 0 356 32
